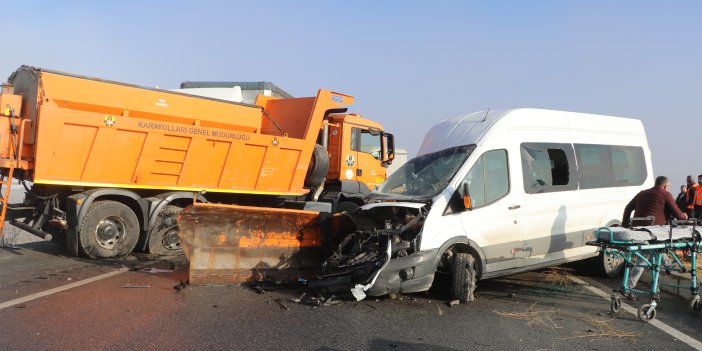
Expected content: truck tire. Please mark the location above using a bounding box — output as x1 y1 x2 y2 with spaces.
452 252 477 302
78 200 139 259
147 205 183 257
304 144 329 189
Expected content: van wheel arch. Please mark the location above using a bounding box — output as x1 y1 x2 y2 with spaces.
434 237 485 280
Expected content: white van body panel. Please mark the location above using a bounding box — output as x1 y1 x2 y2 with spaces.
338 107 655 297
417 108 652 277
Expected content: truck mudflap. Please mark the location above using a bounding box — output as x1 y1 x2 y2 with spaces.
177 203 324 284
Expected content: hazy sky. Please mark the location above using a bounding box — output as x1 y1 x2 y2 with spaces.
2 1 700 190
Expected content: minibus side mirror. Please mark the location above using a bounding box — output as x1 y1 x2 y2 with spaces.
461 183 472 210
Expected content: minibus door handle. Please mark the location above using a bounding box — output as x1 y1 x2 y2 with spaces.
508 205 521 210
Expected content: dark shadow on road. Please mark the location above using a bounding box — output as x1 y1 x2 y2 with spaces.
0 246 24 255
366 339 461 351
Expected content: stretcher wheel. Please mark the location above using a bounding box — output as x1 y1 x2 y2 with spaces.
610 295 621 314
637 304 657 322
689 295 701 314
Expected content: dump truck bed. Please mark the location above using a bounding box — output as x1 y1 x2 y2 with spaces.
9 66 352 195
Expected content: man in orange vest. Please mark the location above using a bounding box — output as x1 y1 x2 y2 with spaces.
695 175 702 219
685 175 698 217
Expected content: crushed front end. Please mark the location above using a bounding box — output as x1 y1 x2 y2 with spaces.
309 202 434 300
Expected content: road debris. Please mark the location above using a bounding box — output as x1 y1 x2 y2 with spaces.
448 299 460 307
140 268 174 274
289 292 341 307
173 280 189 291
121 284 150 288
495 302 641 340
540 267 571 285
251 280 287 294
273 298 289 310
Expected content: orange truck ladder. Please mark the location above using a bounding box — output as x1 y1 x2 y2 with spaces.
0 107 32 243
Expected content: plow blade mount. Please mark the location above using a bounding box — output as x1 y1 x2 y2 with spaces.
177 203 324 285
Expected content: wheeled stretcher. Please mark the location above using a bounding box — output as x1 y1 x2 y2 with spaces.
586 218 701 322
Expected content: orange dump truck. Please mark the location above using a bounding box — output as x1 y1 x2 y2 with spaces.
0 67 394 277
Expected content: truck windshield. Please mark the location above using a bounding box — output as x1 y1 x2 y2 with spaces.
371 144 476 200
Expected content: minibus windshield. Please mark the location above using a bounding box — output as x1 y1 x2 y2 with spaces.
371 144 476 201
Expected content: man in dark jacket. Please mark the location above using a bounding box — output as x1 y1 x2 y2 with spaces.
622 176 688 227
676 185 688 213
621 176 687 299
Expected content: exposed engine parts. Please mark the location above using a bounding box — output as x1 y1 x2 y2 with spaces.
309 204 428 295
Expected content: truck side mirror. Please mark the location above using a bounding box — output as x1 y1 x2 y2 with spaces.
381 133 395 167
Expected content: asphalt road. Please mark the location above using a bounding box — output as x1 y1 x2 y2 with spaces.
2 240 702 351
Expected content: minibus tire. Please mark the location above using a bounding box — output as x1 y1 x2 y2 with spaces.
599 249 625 277
452 252 477 302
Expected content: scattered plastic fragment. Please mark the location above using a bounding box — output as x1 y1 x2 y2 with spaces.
141 268 174 273
350 285 367 301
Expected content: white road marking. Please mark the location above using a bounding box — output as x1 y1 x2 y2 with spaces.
0 267 129 310
568 275 702 350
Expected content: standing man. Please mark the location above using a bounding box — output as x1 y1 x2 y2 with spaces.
676 184 688 213
623 176 688 227
685 175 698 218
621 176 687 299
695 175 702 219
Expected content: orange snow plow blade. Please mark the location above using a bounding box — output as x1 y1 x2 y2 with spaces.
177 203 324 285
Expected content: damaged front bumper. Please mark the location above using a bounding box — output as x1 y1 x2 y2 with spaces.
309 202 435 299
365 248 438 296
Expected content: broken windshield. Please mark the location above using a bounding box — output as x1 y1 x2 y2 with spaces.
372 144 476 200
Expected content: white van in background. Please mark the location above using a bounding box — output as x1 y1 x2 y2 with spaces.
315 108 652 301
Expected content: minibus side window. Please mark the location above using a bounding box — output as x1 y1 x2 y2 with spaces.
575 144 647 188
521 143 577 194
462 149 509 208
611 146 647 186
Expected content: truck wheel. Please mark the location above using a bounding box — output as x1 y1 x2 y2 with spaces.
147 205 183 257
452 252 477 302
78 201 139 259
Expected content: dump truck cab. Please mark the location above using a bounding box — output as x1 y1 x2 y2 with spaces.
326 113 394 191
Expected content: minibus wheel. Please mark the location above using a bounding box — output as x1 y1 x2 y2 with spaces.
452 252 477 302
599 250 624 277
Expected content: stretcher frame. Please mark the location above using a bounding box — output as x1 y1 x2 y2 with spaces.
586 218 701 322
